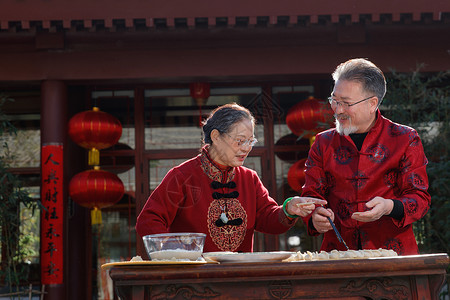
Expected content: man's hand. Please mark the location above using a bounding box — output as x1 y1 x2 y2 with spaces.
286 196 327 217
351 196 394 222
311 206 334 233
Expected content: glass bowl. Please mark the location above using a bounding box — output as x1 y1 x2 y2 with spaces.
142 232 206 261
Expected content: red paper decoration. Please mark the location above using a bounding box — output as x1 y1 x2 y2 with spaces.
68 107 122 165
287 158 307 192
41 144 64 284
286 97 333 137
69 166 125 224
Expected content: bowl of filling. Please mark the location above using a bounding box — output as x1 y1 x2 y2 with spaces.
143 232 206 261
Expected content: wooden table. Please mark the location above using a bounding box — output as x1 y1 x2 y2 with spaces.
108 253 449 300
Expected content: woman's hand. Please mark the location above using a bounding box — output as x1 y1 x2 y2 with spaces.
286 196 327 217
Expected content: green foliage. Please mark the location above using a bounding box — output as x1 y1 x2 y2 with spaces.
0 94 40 295
383 65 449 160
425 161 450 253
383 65 450 255
18 205 40 263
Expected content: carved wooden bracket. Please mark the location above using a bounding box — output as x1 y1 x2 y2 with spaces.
340 277 409 300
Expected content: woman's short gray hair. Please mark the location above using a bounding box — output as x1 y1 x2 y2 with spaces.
202 103 255 145
332 58 386 106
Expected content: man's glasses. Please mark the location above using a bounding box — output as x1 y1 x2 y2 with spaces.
224 133 258 147
328 95 375 109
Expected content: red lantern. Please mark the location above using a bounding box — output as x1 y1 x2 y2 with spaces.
69 166 125 224
275 134 310 163
287 158 307 192
190 82 210 106
68 107 122 166
286 97 333 137
190 82 210 126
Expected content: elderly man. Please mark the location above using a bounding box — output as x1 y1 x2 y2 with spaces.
298 58 430 255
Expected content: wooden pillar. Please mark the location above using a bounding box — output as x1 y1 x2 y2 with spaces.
66 86 92 300
40 80 67 300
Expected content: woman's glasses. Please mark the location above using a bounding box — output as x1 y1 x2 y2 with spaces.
224 133 258 147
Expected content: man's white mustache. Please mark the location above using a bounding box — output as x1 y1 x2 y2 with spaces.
334 113 350 120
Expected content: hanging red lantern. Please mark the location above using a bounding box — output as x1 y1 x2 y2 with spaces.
287 158 307 192
286 96 334 138
275 134 310 163
69 166 125 224
190 82 210 106
68 107 122 166
190 82 210 126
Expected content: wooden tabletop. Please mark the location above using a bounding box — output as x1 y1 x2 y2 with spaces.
109 253 449 283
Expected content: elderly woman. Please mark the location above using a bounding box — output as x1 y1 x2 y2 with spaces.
136 103 325 252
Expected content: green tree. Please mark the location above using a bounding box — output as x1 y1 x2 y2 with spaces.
0 94 40 297
383 66 450 255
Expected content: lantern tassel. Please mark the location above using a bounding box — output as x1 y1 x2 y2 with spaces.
91 207 102 225
88 148 100 166
198 103 203 127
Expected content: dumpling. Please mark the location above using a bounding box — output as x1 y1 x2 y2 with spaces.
329 250 340 260
317 251 330 260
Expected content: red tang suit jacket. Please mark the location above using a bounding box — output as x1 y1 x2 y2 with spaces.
136 146 295 253
302 111 430 255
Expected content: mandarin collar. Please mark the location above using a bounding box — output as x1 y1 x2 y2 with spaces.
200 145 236 183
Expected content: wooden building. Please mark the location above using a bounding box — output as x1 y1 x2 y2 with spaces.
0 0 449 299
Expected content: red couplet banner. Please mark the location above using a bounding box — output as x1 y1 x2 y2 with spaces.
41 144 64 284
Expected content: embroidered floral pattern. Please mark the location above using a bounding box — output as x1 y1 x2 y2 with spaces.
402 197 418 216
385 238 403 255
324 171 335 197
349 171 368 190
384 169 401 197
199 145 246 251
207 198 247 251
337 198 352 221
408 173 427 190
199 145 235 183
389 123 409 137
359 230 369 249
334 146 355 165
367 143 390 163
399 154 411 174
409 131 419 146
